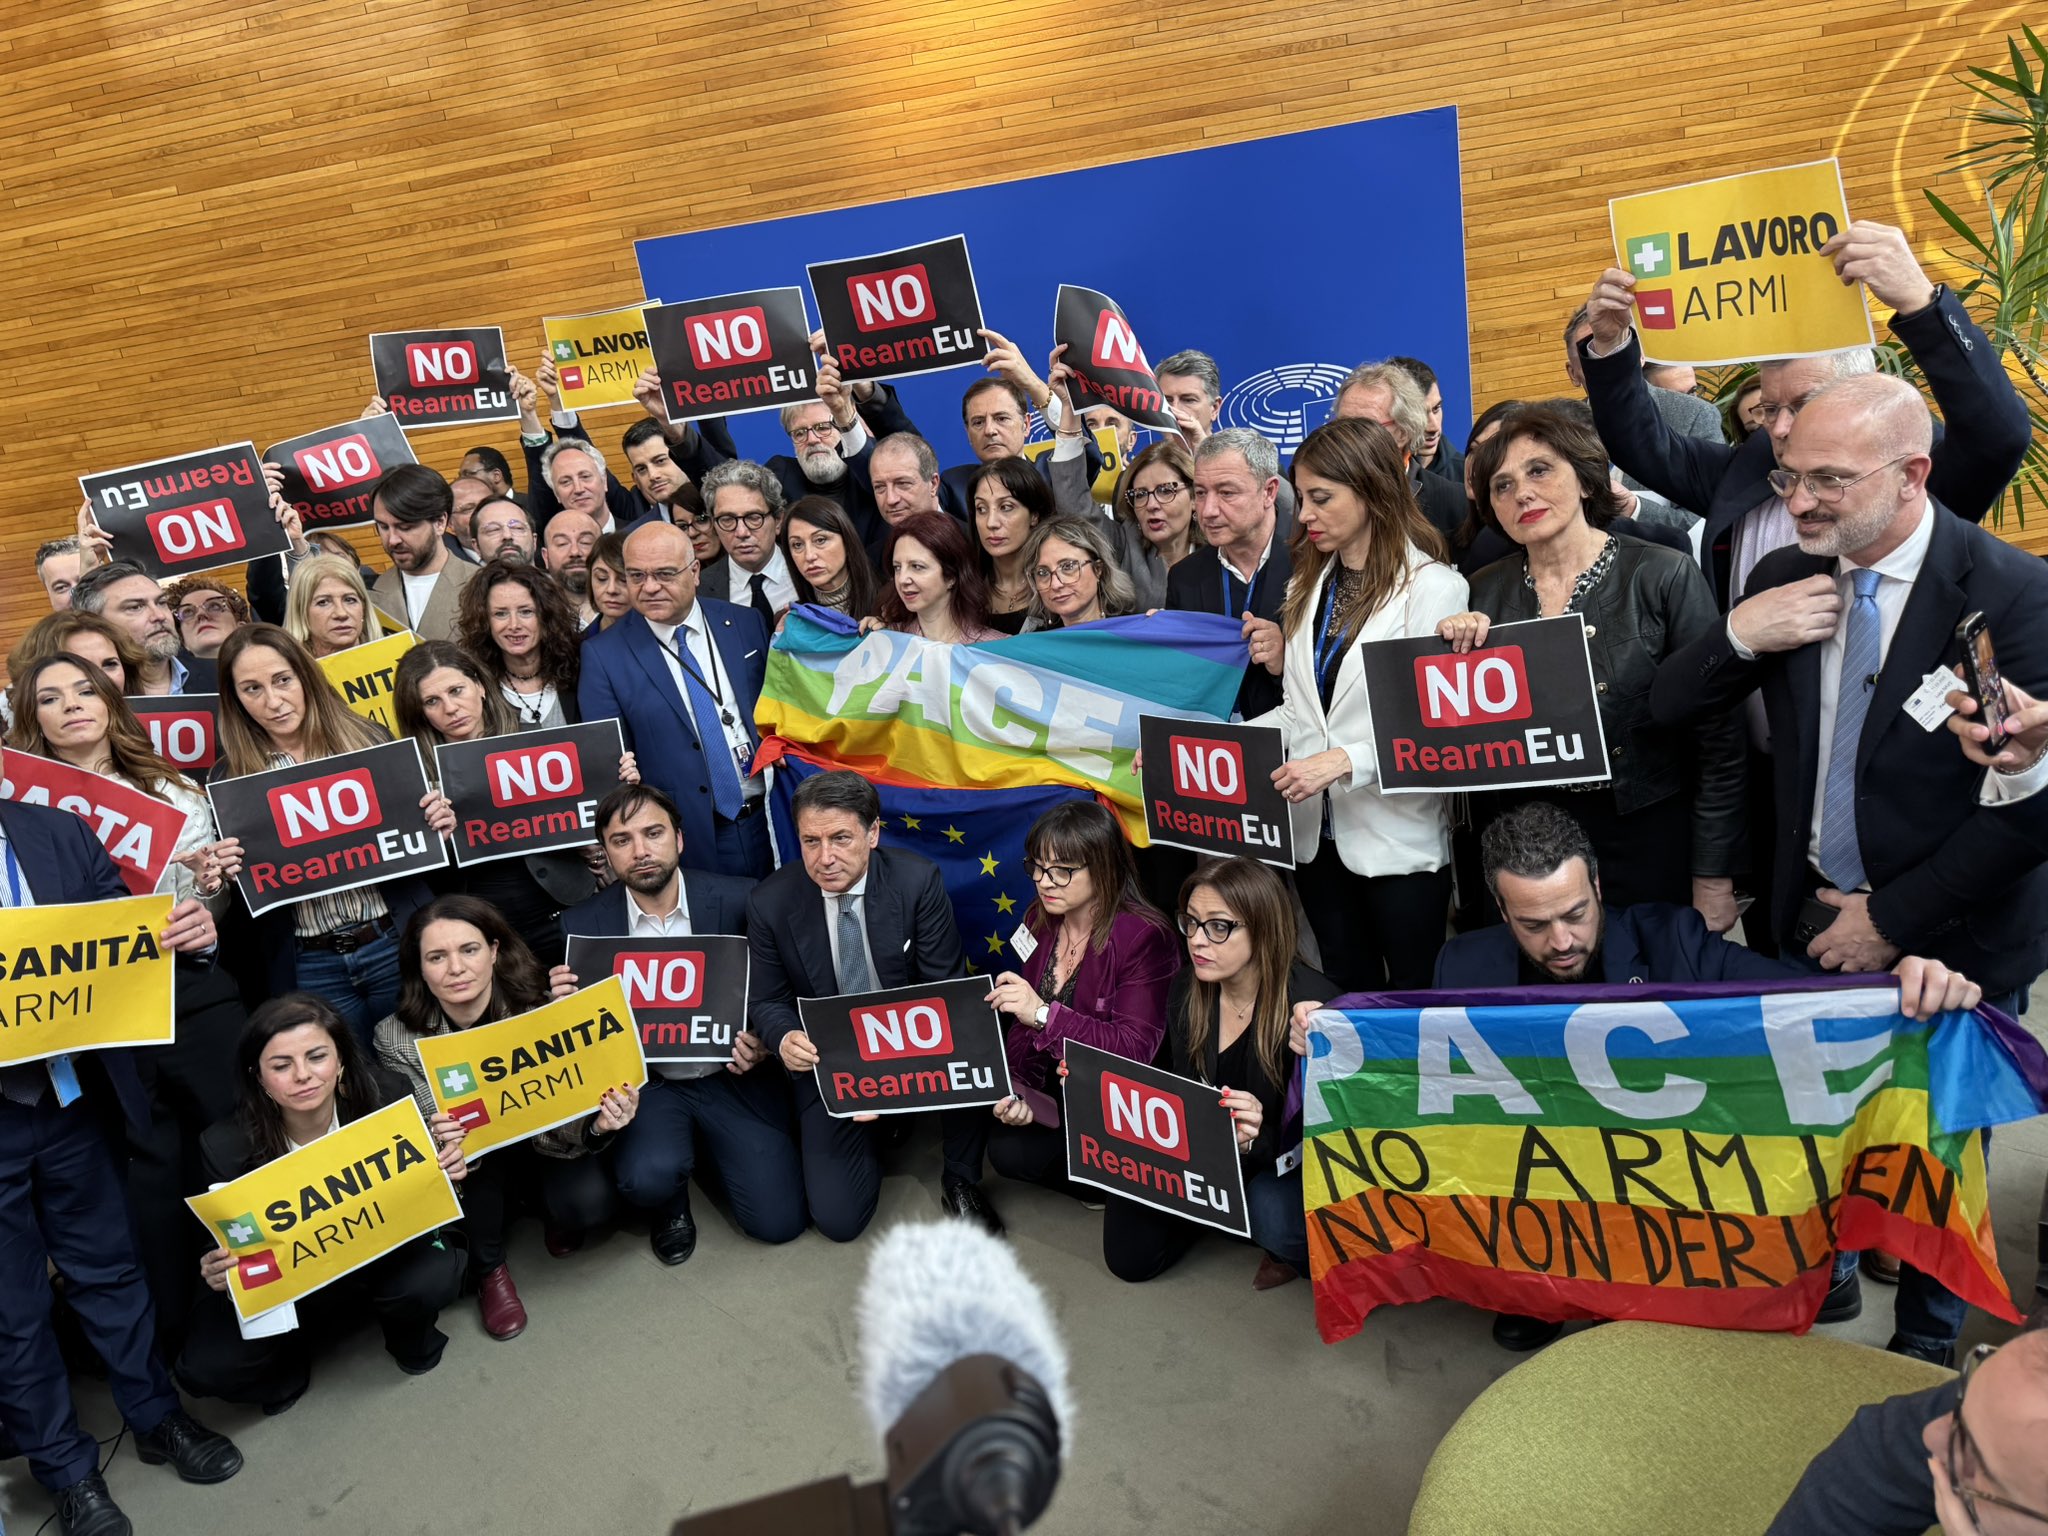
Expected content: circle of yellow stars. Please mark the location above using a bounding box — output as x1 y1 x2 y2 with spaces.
882 814 1016 956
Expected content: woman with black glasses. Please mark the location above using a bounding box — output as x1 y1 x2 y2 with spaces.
984 801 1180 1193
1102 439 1202 610
1100 857 1331 1288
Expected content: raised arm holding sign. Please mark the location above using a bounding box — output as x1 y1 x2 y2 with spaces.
806 235 985 385
79 443 292 580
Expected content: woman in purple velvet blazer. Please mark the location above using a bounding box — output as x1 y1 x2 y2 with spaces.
984 800 1181 1194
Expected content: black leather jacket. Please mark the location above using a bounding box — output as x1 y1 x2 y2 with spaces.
1468 537 1744 878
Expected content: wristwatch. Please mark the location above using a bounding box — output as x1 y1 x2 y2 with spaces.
1033 1004 1050 1027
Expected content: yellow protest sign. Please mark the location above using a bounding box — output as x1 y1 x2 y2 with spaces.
544 304 654 411
318 630 417 735
0 894 174 1067
1021 425 1125 503
414 977 645 1158
1608 159 1875 365
186 1098 462 1322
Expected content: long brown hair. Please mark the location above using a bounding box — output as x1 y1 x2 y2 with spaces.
393 640 514 763
455 559 581 696
782 496 880 619
1024 799 1165 952
7 611 147 693
1177 857 1296 1089
391 894 550 1034
1278 417 1449 642
214 623 386 777
235 994 385 1162
6 652 196 797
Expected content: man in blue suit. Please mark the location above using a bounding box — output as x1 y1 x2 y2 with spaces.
578 519 774 879
0 800 244 1536
548 784 802 1266
1430 801 1985 1358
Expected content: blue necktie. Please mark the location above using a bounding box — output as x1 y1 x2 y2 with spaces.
1818 568 1883 892
675 628 744 820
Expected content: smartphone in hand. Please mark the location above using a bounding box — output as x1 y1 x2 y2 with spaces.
1956 611 2012 744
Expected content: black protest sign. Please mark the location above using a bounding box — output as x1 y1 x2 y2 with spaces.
807 235 985 384
1138 714 1293 867
80 443 290 580
127 694 219 782
643 288 816 424
1052 284 1179 431
265 414 417 532
434 720 624 867
207 740 448 918
565 934 750 1071
367 327 515 430
1360 616 1611 794
1062 1041 1249 1239
802 974 1011 1118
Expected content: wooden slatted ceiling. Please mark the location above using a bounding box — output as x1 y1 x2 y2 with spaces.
1 0 2037 660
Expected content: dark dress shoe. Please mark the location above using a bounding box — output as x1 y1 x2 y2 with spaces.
652 1210 698 1266
55 1474 131 1536
132 1408 243 1483
543 1224 583 1258
1491 1313 1564 1352
477 1264 528 1339
394 1330 449 1375
941 1179 1005 1237
1816 1268 1862 1324
262 1386 306 1417
1887 1334 1955 1368
1252 1256 1299 1291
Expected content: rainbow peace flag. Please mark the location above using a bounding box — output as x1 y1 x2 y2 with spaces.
1302 977 2048 1341
755 605 1249 838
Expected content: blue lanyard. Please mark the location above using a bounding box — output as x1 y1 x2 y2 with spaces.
1312 576 1348 696
1220 561 1262 619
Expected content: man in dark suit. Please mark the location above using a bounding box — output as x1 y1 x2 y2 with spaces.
550 785 802 1265
1167 428 1293 720
0 801 244 1535
1651 375 2048 1366
748 770 1000 1240
936 373 1104 523
1332 362 1470 541
1427 801 1985 1356
515 360 734 534
578 520 774 878
1579 221 2030 611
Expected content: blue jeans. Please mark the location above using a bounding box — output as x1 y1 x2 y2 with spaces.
293 930 402 1051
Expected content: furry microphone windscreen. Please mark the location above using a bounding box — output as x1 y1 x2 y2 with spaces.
856 1221 1075 1451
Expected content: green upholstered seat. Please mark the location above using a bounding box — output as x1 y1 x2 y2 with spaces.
1407 1321 1953 1536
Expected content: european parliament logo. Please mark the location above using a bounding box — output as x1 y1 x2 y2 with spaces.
1218 363 1353 453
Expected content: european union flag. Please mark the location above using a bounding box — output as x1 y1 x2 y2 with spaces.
768 753 1090 966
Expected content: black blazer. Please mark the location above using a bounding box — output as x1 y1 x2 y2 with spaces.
1164 959 1331 1168
1435 902 1801 989
746 845 964 1052
198 1066 417 1186
179 651 218 694
0 800 151 1137
1583 289 2028 609
1457 513 1690 579
1164 529 1294 719
557 867 757 945
1649 503 2048 992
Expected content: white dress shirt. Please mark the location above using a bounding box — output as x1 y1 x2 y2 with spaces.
645 606 762 802
726 546 796 615
626 877 693 937
821 872 878 991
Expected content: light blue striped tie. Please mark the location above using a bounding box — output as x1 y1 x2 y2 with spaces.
1818 568 1883 892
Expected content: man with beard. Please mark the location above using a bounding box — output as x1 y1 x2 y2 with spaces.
71 561 218 693
473 496 537 564
367 464 477 642
699 459 793 626
518 360 731 530
541 507 604 628
1388 354 1464 485
547 784 802 1265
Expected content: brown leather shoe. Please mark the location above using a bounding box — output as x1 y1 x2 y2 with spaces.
1252 1256 1299 1291
477 1264 527 1340
1861 1250 1903 1285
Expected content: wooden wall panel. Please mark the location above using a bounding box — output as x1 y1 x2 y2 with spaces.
1 0 2037 656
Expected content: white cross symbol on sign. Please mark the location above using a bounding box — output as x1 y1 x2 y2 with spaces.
227 1220 255 1245
1633 242 1666 274
441 1067 473 1095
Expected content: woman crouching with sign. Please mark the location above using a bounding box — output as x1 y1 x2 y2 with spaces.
1102 857 1331 1289
179 995 467 1411
1435 404 1743 923
211 624 455 1044
375 895 636 1341
394 641 638 964
1249 417 1468 992
986 801 1180 1191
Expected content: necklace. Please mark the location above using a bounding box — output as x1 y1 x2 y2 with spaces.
499 678 556 726
1523 534 1616 616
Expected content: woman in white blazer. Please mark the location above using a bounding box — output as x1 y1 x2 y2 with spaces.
1248 418 1468 991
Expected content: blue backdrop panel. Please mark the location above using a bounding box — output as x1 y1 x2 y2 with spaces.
635 107 1467 469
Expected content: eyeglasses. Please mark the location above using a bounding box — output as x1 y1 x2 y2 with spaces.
1765 455 1910 505
790 423 840 443
713 511 775 532
1024 859 1081 887
1126 481 1188 507
1179 913 1246 944
624 566 694 587
1030 557 1097 588
1945 1342 2048 1530
175 598 235 623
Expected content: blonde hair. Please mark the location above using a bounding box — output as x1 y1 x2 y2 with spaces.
284 554 386 655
